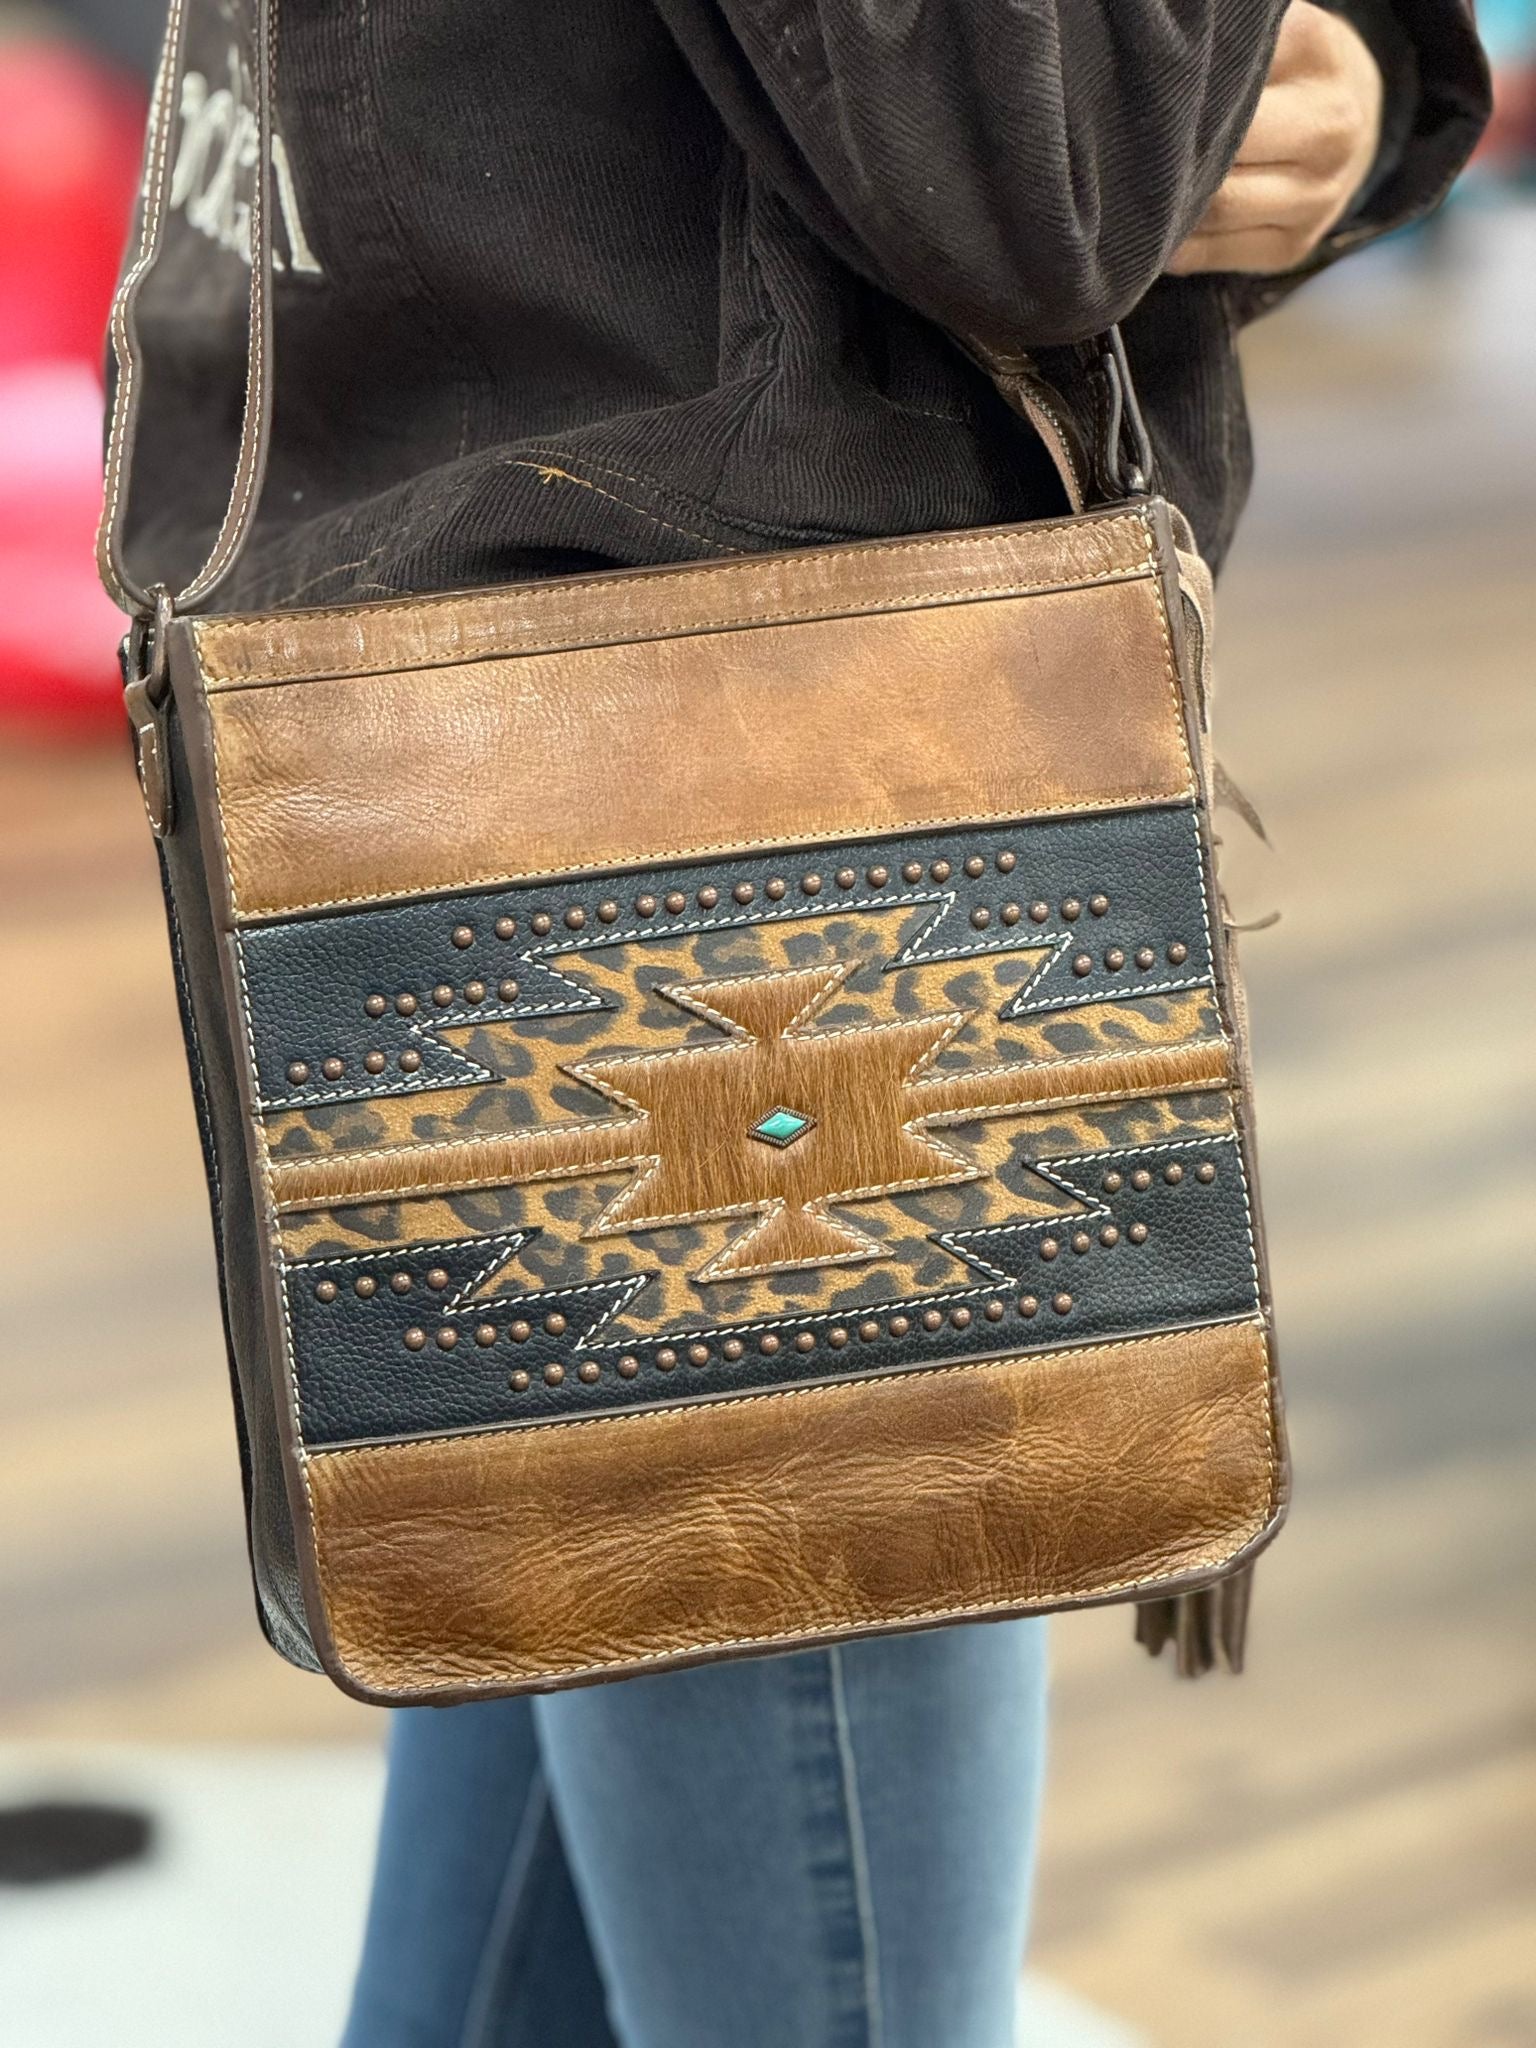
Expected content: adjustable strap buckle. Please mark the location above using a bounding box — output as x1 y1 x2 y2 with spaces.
122 585 175 837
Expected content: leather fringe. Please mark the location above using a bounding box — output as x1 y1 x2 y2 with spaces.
1134 1563 1255 1677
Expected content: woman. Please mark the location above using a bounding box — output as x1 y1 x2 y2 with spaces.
135 1 1486 2041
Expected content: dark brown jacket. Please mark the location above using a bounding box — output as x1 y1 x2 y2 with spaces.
123 0 1488 606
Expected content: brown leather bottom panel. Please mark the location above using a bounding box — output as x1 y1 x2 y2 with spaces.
304 1318 1277 1700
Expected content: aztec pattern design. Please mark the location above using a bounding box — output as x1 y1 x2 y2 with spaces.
245 804 1263 1449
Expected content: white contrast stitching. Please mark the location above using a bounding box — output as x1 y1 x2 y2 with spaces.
318 1320 1259 1451
229 798 1198 922
193 510 1153 664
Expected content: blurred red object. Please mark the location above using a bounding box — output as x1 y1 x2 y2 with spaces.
0 39 145 725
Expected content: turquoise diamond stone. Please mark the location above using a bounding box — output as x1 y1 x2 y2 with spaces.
750 1107 815 1149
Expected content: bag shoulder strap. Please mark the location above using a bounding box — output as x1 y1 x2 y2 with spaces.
99 0 274 618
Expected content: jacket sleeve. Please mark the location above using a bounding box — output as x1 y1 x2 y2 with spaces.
657 0 1291 346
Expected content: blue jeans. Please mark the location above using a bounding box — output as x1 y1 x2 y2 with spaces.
342 1618 1049 2048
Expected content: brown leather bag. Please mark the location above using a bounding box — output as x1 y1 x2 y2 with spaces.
100 0 1285 1703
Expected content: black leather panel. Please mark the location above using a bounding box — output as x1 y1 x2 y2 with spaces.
292 1133 1258 1446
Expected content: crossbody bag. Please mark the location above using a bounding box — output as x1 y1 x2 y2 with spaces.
100 0 1286 1702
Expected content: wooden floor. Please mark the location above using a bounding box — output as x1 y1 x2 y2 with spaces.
2 208 1532 2044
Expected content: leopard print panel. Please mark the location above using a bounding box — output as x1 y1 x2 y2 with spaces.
253 810 1260 1446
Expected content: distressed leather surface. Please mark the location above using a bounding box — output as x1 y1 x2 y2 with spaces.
191 510 1155 688
303 1318 1278 1700
198 525 1193 920
162 499 1284 1697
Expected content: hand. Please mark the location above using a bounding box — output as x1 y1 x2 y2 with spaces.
1168 0 1384 276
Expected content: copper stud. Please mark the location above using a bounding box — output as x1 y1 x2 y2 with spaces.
794 1332 816 1353
427 1268 450 1290
495 916 517 940
902 862 923 883
1089 893 1110 916
544 1312 567 1336
836 868 857 889
1135 947 1155 970
950 1306 973 1329
1029 901 1050 923
759 1334 781 1355
1018 1295 1039 1317
355 1276 377 1298
498 979 519 1003
509 1368 530 1391
617 1355 640 1378
888 1314 910 1337
734 881 755 904
828 1327 849 1348
867 866 889 887
664 892 686 914
564 906 586 930
364 1052 386 1074
802 873 822 895
1129 1222 1149 1245
364 995 387 1018
1105 948 1126 971
404 1328 427 1351
723 1338 745 1361
964 855 985 878
984 1299 1005 1322
697 886 719 909
1164 1162 1185 1184
474 1325 497 1347
531 912 553 936
286 1061 310 1085
1168 941 1188 965
510 1320 531 1343
598 901 620 924
1072 955 1093 977
314 1280 337 1303
1131 1169 1152 1191
1001 904 1021 926
436 1327 458 1350
464 981 486 1003
971 907 991 929
922 1308 944 1332
1052 1292 1073 1314
1197 1162 1217 1183
1072 1231 1091 1253
390 1272 412 1294
433 984 454 1006
688 1343 711 1366
997 851 1017 874
656 1348 678 1371
859 1319 880 1341
451 926 475 949
579 1360 601 1383
322 1057 345 1080
1100 1226 1120 1247
635 895 657 917
395 993 418 1016
1040 1239 1060 1261
1103 1172 1123 1192
1062 898 1082 920
931 860 952 882
766 878 787 901
544 1362 565 1386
